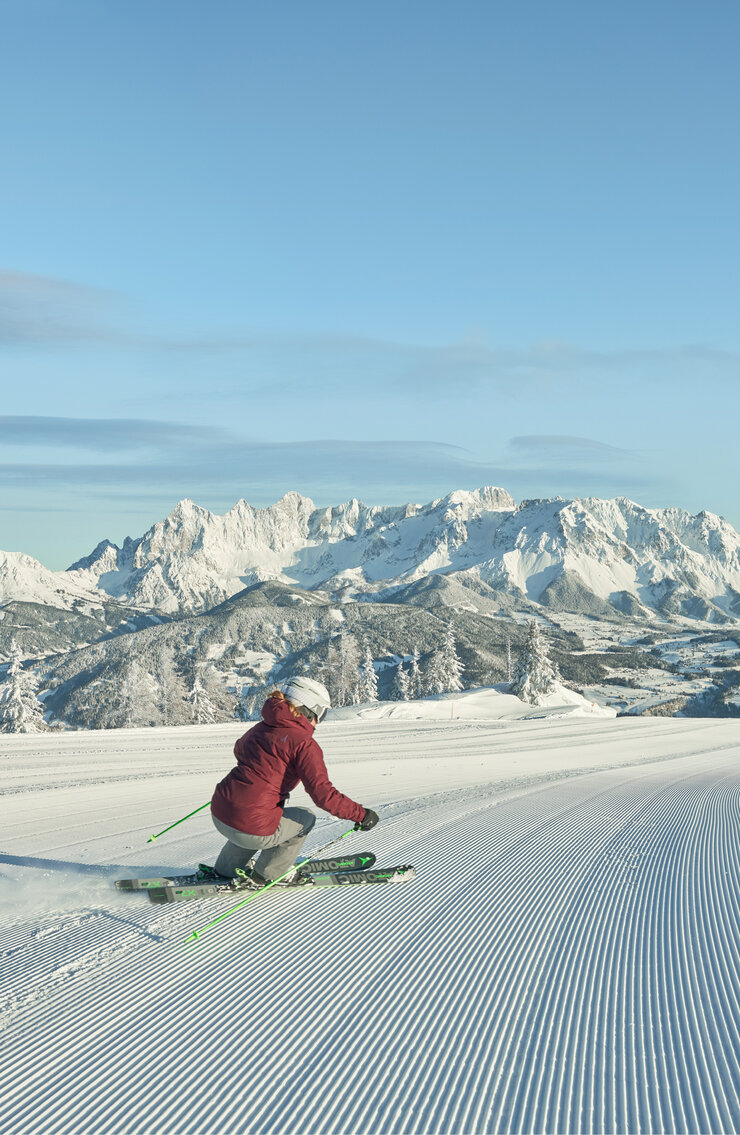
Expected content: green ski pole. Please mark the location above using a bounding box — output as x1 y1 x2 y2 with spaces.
185 826 358 943
148 801 211 843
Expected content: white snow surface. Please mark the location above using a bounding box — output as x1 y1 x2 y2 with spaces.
332 684 617 722
2 707 740 1133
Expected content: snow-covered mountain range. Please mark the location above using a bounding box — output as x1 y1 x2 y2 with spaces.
3 487 740 623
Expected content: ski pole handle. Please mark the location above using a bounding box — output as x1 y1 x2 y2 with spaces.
148 801 211 843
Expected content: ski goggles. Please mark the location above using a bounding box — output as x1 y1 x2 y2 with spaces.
300 705 329 725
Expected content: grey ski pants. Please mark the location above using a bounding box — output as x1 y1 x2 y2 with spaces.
212 808 316 881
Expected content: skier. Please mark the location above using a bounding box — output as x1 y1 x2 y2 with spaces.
208 677 379 886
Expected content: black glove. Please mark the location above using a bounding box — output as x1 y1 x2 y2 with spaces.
355 808 379 832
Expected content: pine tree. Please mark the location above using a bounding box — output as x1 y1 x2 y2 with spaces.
410 647 423 699
343 631 362 705
358 643 379 703
424 624 465 696
423 651 444 695
511 620 558 704
234 683 252 722
0 641 46 733
189 665 218 724
119 660 159 727
154 645 182 726
393 661 411 701
320 644 340 706
440 623 465 692
324 629 361 706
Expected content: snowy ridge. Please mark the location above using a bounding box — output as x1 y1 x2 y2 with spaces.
1 715 740 1133
3 487 740 622
54 489 740 620
0 550 103 610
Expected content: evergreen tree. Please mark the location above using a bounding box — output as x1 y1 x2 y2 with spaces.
119 660 159 727
342 631 362 705
511 620 558 704
324 629 361 706
424 624 465 696
320 644 339 705
0 641 46 733
393 661 411 701
424 648 447 695
440 623 465 692
189 664 219 724
409 647 423 699
234 683 252 722
358 643 379 702
154 645 182 726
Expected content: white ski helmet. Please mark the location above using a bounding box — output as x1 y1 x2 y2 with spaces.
282 676 332 723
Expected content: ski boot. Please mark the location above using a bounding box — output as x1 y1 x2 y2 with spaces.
235 865 314 889
195 863 232 884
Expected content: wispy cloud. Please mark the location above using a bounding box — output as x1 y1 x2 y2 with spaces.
0 270 122 347
392 339 740 397
500 433 653 501
0 431 484 491
0 415 229 452
0 416 660 508
508 435 635 458
3 269 737 398
152 329 740 371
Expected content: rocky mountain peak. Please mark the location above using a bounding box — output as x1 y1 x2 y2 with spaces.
2 487 740 623
67 539 120 573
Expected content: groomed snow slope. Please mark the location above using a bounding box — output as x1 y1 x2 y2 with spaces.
1 713 740 1135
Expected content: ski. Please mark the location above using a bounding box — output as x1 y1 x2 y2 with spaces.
114 852 376 892
115 872 202 892
308 865 414 887
147 864 415 904
299 852 376 875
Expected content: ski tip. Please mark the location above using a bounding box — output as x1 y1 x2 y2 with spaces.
147 834 157 843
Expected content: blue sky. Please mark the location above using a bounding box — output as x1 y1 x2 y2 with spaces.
1 0 739 568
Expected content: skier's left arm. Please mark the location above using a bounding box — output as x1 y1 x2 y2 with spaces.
294 739 365 825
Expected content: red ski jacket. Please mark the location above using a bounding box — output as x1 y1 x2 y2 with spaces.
211 697 365 836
